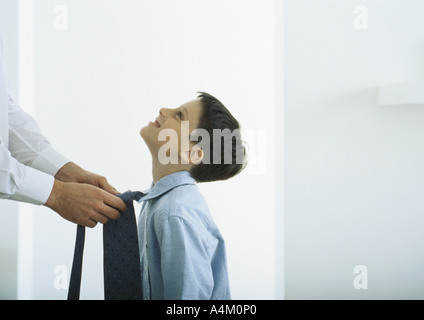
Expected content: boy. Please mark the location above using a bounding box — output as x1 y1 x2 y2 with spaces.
137 92 246 300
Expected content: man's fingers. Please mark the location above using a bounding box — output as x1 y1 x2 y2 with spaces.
91 211 110 225
97 176 120 195
46 181 127 228
79 209 111 227
85 219 98 229
103 192 128 213
99 204 121 221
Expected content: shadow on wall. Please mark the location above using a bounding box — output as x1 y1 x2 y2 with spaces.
323 87 378 108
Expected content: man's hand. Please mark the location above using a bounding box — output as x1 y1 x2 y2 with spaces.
46 161 128 227
45 179 127 228
55 162 119 195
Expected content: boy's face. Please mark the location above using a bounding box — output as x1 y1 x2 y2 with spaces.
140 98 203 162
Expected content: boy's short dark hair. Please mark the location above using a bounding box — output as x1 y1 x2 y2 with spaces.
190 92 247 183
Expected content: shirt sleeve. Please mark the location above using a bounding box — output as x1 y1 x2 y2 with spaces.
158 216 214 300
8 97 70 177
0 38 69 205
0 142 55 205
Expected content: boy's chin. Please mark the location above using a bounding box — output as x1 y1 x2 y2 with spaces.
139 127 151 145
139 126 145 137
139 126 151 139
140 128 159 151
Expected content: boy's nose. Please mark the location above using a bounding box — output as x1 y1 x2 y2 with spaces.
159 108 168 118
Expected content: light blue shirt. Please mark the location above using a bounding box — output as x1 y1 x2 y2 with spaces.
137 170 231 300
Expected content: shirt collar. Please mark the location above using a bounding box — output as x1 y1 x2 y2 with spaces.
136 170 196 202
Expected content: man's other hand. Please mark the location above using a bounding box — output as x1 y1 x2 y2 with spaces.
45 180 127 228
55 162 120 195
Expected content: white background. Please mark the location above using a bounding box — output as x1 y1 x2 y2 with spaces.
284 0 424 299
2 0 424 300
0 0 278 299
0 0 19 299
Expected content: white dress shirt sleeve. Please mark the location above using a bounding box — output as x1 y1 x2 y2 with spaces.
5 97 70 205
0 142 56 205
0 39 70 205
8 97 70 176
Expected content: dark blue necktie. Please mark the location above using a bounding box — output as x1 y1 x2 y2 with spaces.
67 191 144 300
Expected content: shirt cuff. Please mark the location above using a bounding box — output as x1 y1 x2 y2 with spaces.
30 147 70 177
11 166 54 205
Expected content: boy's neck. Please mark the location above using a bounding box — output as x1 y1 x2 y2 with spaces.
151 158 190 185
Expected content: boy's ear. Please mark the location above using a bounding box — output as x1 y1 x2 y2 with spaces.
190 146 204 165
180 146 204 165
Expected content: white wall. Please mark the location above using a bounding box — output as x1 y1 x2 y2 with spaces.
4 0 277 299
284 0 424 299
6 0 424 301
0 0 19 300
